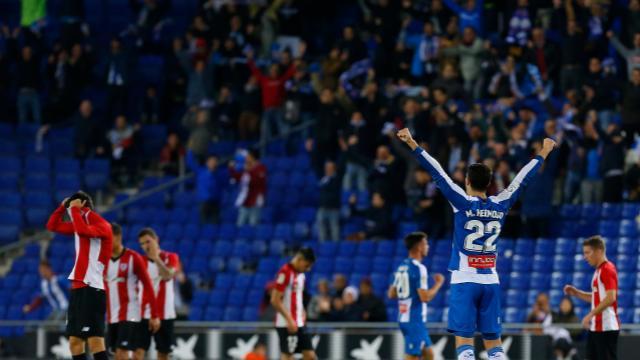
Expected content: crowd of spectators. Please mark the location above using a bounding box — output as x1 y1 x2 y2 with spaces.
3 0 640 235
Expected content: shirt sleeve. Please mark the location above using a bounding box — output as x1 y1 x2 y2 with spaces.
600 264 618 291
273 268 290 292
46 206 75 235
418 264 428 290
490 156 543 209
167 253 180 271
412 146 472 211
133 252 159 319
69 208 111 239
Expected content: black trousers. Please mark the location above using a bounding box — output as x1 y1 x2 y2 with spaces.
587 330 618 360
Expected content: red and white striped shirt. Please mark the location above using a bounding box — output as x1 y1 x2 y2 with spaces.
46 206 113 290
273 263 305 327
106 248 158 324
142 251 180 320
591 261 620 332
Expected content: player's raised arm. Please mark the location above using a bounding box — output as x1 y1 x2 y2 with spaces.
490 138 556 209
397 128 471 211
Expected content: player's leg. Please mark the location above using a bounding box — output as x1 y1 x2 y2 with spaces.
116 322 137 360
134 319 152 360
421 346 434 360
69 336 86 357
449 283 479 360
86 288 108 360
400 323 424 360
298 327 316 360
479 284 504 360
155 320 175 360
606 331 619 360
276 328 296 360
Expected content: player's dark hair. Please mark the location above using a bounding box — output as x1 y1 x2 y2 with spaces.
39 260 51 268
138 227 158 240
64 191 94 209
466 163 492 191
583 235 606 251
297 247 316 263
111 222 122 236
404 232 428 250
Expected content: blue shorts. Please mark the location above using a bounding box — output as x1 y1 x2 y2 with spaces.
399 322 433 356
448 282 502 339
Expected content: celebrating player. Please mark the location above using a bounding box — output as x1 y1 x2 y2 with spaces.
105 223 160 360
135 228 181 360
46 191 113 360
397 128 556 360
388 232 444 360
564 236 619 360
271 247 316 360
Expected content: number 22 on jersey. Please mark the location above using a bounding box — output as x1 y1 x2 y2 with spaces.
463 220 501 252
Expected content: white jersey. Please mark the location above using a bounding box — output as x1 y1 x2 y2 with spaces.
142 251 179 320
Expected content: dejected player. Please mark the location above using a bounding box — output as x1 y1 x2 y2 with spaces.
46 191 113 360
105 223 160 360
135 228 181 360
271 247 316 360
397 128 556 360
564 236 620 360
388 232 444 360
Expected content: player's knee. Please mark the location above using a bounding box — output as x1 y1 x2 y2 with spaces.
453 331 475 340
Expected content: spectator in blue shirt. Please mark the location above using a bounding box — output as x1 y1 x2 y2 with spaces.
443 0 484 35
185 148 228 224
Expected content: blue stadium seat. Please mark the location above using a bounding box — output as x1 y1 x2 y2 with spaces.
549 290 564 308
274 223 292 240
554 238 576 255
25 208 49 228
357 241 376 257
1 157 21 174
317 242 337 257
269 240 285 257
242 307 258 321
534 239 554 255
337 242 357 257
377 241 394 257
24 174 51 191
572 272 591 290
231 243 250 258
530 273 550 290
188 308 203 321
54 158 80 173
25 156 50 173
512 255 532 272
208 257 225 272
213 242 232 257
252 274 271 289
509 273 530 290
559 204 580 219
504 307 526 323
223 307 241 321
633 290 640 307
257 258 278 274
616 255 635 272
189 257 208 274
353 257 372 273
551 272 571 289
514 238 534 254
600 203 622 219
334 257 353 273
314 258 334 275
598 220 620 237
619 220 638 237
580 204 601 220
621 203 640 219
505 290 526 307
0 209 22 227
232 275 252 290
199 224 218 239
532 255 553 272
552 255 573 272
617 237 636 254
573 255 591 272
204 308 223 321
372 257 392 274
0 192 22 208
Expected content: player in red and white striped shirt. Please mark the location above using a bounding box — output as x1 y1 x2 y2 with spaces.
564 236 620 360
135 228 180 360
46 191 113 360
105 223 160 360
271 247 316 360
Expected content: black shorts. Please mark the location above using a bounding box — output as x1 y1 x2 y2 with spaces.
276 327 313 355
587 330 619 360
136 319 175 354
107 322 137 351
66 287 106 338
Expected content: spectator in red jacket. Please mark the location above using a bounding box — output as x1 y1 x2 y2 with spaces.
229 149 267 226
246 50 296 145
159 133 185 176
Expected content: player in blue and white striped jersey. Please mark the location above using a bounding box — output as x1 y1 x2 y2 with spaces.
397 128 556 360
388 232 444 360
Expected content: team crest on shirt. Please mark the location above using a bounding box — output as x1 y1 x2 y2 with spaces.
119 263 128 272
277 273 286 284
